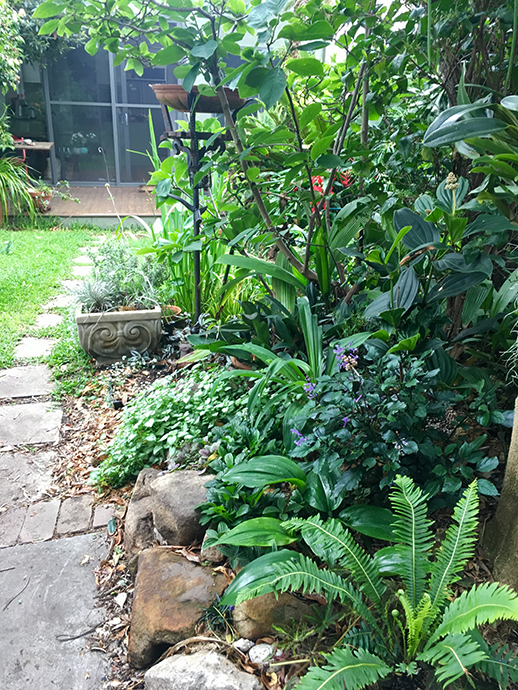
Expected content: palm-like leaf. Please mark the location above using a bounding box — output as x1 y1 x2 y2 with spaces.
287 516 386 612
428 582 518 647
428 480 479 612
418 632 487 686
296 647 391 690
390 476 434 608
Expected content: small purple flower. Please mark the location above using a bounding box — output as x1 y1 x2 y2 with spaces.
354 394 362 404
334 343 359 371
343 416 350 427
291 428 310 446
303 378 317 399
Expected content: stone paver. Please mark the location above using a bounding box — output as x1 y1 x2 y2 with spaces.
0 506 27 548
42 294 75 309
56 495 94 535
19 499 60 543
0 402 62 444
72 265 92 277
0 451 56 506
0 534 109 690
93 504 115 529
15 337 56 359
35 313 63 329
73 255 93 265
61 278 82 291
0 365 54 399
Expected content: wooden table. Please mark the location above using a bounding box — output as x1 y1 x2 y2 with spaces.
13 140 54 151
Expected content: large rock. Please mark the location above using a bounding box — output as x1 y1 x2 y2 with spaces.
233 591 314 640
144 650 262 690
124 468 160 558
150 470 207 545
128 548 226 668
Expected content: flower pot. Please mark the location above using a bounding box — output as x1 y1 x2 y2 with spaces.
75 305 162 365
29 189 52 213
150 84 246 113
162 304 182 324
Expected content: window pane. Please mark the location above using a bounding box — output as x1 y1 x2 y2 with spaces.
117 107 168 183
115 63 177 105
51 104 115 182
49 47 111 103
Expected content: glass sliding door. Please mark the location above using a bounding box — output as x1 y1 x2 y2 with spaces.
45 47 179 185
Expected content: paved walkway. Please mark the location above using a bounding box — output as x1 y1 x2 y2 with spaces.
0 249 114 689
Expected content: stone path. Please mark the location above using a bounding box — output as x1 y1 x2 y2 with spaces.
0 247 114 689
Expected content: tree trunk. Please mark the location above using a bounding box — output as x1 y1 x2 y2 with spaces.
482 396 518 588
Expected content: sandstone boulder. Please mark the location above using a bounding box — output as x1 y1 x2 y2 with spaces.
144 650 262 690
150 470 207 545
200 532 226 564
233 591 313 640
124 468 160 558
128 548 226 668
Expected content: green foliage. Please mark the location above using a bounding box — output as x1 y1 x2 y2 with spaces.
90 366 249 487
0 0 22 93
219 477 518 689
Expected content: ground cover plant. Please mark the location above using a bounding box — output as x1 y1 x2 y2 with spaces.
0 219 95 367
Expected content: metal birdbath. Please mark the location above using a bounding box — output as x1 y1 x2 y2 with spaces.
150 84 245 325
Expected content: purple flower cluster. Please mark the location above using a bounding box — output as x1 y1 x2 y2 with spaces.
291 428 310 446
303 378 317 399
334 343 359 371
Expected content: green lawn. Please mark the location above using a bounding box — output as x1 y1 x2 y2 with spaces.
0 223 96 368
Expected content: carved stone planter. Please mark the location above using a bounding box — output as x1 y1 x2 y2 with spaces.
76 305 162 365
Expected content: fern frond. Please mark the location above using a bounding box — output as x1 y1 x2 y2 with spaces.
296 647 391 690
471 630 518 688
287 516 386 611
390 476 434 608
428 480 479 612
418 632 487 686
228 550 386 640
428 582 518 648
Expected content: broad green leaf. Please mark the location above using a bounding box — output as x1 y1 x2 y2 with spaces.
259 67 286 110
220 550 297 606
286 57 323 77
182 62 200 93
222 455 307 489
310 135 335 161
216 254 305 289
364 268 419 319
427 272 487 302
316 154 344 168
424 117 507 147
501 96 518 111
387 333 420 354
190 39 218 59
213 517 297 547
33 1 64 18
246 166 260 181
272 252 296 313
300 103 322 129
339 505 396 541
153 45 185 66
394 208 440 251
39 18 60 35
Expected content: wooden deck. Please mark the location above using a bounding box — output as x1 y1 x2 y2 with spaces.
49 186 158 221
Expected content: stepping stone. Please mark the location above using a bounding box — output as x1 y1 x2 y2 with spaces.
0 534 109 688
56 495 94 536
0 506 27 548
0 402 62 445
61 279 82 291
43 294 75 310
19 499 60 543
72 265 92 277
73 255 93 265
35 312 63 329
15 337 56 359
0 365 54 399
0 451 56 506
92 504 115 529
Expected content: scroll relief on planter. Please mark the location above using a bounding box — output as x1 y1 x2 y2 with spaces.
76 306 162 363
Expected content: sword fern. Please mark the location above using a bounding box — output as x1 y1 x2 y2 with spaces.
218 475 518 688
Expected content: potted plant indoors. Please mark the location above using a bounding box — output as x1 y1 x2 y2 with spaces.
74 239 167 364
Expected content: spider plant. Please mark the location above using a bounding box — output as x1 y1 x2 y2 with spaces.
217 476 518 689
0 156 35 224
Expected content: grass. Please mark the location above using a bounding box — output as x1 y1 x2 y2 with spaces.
0 218 98 368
